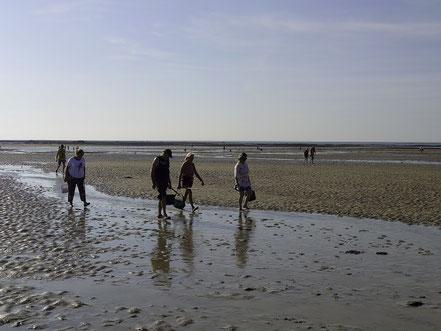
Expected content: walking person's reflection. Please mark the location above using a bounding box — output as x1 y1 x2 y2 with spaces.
179 214 195 272
234 211 255 268
66 208 87 241
150 220 174 286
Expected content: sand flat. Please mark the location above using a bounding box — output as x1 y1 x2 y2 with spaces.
84 158 441 226
3 143 439 225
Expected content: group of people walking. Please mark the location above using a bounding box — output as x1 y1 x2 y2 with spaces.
150 149 206 219
57 147 254 217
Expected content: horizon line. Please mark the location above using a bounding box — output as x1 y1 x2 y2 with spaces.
1 139 440 146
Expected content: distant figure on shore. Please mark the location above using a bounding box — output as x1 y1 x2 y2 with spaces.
304 148 309 163
151 149 173 219
65 149 90 208
55 144 66 174
178 152 204 213
234 152 252 211
419 146 424 153
310 146 316 164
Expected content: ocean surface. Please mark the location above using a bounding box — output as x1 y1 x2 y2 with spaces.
1 140 441 166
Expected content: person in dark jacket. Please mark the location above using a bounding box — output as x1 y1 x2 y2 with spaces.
151 149 173 219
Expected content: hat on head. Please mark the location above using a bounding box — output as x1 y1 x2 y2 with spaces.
185 152 194 161
238 152 247 161
75 149 84 157
164 149 173 158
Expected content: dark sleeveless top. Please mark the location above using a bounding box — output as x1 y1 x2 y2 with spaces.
155 156 170 182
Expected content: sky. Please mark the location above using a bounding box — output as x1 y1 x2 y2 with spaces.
1 0 440 142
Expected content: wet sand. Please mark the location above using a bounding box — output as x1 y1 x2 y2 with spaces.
0 159 440 329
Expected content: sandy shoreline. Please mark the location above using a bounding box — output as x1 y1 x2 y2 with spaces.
86 160 441 226
1 144 440 226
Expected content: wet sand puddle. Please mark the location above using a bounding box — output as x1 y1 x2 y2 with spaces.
0 165 440 330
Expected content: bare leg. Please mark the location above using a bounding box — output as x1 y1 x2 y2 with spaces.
243 189 251 209
183 189 189 203
188 190 194 209
161 196 168 218
238 191 245 210
188 190 198 212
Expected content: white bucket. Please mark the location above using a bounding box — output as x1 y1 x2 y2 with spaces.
61 184 68 193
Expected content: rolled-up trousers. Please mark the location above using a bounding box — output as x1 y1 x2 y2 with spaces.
67 177 86 203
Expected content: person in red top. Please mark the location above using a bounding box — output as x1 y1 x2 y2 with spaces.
177 152 204 212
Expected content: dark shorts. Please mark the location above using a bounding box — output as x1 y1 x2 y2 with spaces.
239 186 251 192
182 175 193 188
157 181 168 199
58 160 66 166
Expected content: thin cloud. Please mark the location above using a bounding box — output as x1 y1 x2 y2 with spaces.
34 1 87 15
186 14 441 47
33 0 105 16
184 16 282 50
339 21 441 36
240 14 441 36
105 37 174 60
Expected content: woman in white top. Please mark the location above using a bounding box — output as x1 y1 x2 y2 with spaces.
65 149 90 208
234 152 252 210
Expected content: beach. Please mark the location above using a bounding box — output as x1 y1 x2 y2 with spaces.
87 160 441 226
0 143 440 330
1 143 440 226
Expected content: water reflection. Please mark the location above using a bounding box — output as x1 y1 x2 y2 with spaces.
65 208 87 241
234 211 255 268
178 214 195 273
150 219 175 285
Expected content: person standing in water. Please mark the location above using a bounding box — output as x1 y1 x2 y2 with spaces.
55 144 66 174
151 149 173 219
234 152 252 211
177 152 204 212
65 149 90 208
